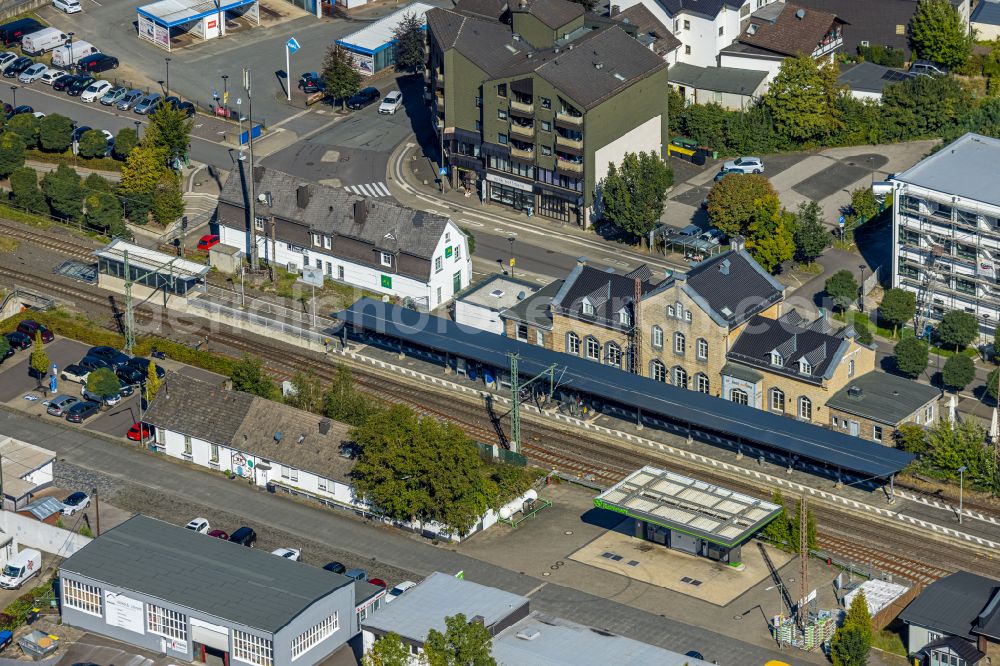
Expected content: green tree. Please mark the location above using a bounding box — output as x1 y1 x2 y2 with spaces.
745 194 794 272
362 632 411 666
323 363 382 426
792 200 829 264
831 590 872 666
988 367 1000 401
994 322 1000 359
926 418 994 487
762 55 842 143
938 310 979 350
678 102 730 151
942 354 975 391
895 422 928 455
852 315 874 345
909 0 973 69
86 367 120 400
39 114 73 153
123 191 154 226
666 86 684 135
229 354 278 399
392 13 425 73
760 488 791 546
151 172 185 227
850 186 879 223
84 191 125 236
6 113 39 148
285 371 323 413
880 76 971 142
84 172 114 194
144 104 193 160
788 497 818 552
879 288 917 337
113 126 138 160
599 151 673 242
825 269 859 312
0 334 8 360
706 173 778 238
41 164 83 221
424 613 496 666
77 129 108 159
28 331 48 390
322 45 362 109
146 360 162 399
9 167 46 214
119 144 167 196
893 336 930 378
0 131 26 177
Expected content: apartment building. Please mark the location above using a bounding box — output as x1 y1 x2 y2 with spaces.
427 0 668 226
891 133 1000 335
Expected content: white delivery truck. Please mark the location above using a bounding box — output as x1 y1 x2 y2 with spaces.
0 548 41 589
51 41 98 69
21 28 68 56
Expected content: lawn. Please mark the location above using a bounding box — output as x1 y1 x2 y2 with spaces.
872 627 907 657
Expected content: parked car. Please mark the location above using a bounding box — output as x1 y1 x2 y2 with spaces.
197 234 219 251
378 90 403 115
77 356 111 374
207 529 228 540
911 59 948 76
185 518 210 533
64 400 100 423
722 156 764 174
368 578 387 589
21 28 70 56
46 394 79 417
80 79 111 102
2 56 32 78
714 168 740 182
60 491 91 515
684 651 706 660
51 40 97 69
16 320 53 343
346 86 380 110
100 86 127 106
1 345 13 363
87 346 130 368
133 93 161 115
81 384 121 406
163 96 195 116
128 356 165 379
51 73 78 91
322 562 346 574
116 88 143 110
18 62 47 83
31 111 44 119
4 331 31 350
298 72 324 94
271 548 301 561
0 52 16 70
117 378 134 397
126 422 153 441
52 0 82 13
77 53 118 74
60 364 90 384
345 568 367 582
38 70 61 85
5 105 31 120
70 125 91 145
229 526 257 547
386 580 416 603
66 75 94 96
0 19 42 47
116 364 144 386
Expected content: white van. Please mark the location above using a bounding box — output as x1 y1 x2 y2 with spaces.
21 28 68 55
0 548 40 589
51 41 97 68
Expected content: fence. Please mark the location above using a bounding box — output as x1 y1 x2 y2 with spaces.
0 512 91 560
0 0 46 21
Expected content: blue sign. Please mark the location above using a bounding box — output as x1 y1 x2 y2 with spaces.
838 215 845 227
287 37 300 54
49 374 57 394
239 124 263 146
439 166 448 176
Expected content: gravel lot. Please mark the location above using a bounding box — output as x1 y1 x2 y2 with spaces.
54 461 418 585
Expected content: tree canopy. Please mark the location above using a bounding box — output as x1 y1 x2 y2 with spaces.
879 288 916 336
229 354 278 399
86 367 120 399
323 363 382 426
893 335 929 378
151 172 185 227
392 13 425 73
6 113 39 148
925 418 995 491
599 151 673 241
285 371 323 413
119 144 168 197
706 173 778 238
762 56 842 144
744 194 794 272
144 104 192 159
10 167 45 214
938 310 979 350
0 131 26 178
146 360 162 399
77 129 109 159
909 0 972 69
792 200 829 264
39 114 73 153
362 632 410 666
28 331 48 389
84 191 125 236
41 164 83 221
113 127 139 160
322 45 362 108
825 270 858 312
830 590 872 666
942 354 975 392
424 613 496 666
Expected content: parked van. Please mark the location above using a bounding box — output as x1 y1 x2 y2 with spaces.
0 548 41 589
51 41 98 69
21 28 68 56
0 18 42 47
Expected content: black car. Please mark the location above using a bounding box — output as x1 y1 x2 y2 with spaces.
163 96 195 117
117 379 134 397
71 125 91 143
67 76 95 96
298 72 324 94
5 105 31 120
0 18 42 46
322 561 346 574
87 345 130 368
346 86 380 110
78 355 111 374
52 74 78 91
229 526 257 547
65 400 100 423
1 346 13 363
128 356 166 379
4 331 31 350
2 56 32 78
116 364 145 385
77 53 118 74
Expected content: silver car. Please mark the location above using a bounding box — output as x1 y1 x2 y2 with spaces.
116 88 143 111
133 93 161 115
100 86 127 106
18 62 46 84
46 394 80 417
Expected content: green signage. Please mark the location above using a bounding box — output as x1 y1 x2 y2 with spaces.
593 499 628 515
381 275 393 289
445 246 453 258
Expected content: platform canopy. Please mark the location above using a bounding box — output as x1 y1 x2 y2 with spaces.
595 466 782 548
138 0 255 27
95 239 210 281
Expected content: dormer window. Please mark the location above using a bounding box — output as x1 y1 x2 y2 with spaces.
618 309 631 326
381 252 392 267
770 351 783 366
582 299 594 315
799 359 812 375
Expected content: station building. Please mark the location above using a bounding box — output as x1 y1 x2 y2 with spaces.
594 466 782 565
95 239 210 305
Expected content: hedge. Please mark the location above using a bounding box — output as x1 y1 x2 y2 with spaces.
27 149 123 173
0 580 53 631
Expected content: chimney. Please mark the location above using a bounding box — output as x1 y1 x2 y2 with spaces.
610 4 620 15
318 419 331 435
296 184 310 209
354 199 369 225
730 235 745 252
471 615 486 627
719 258 731 276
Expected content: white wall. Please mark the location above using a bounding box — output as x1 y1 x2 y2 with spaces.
593 115 663 187
907 623 938 655
455 301 504 335
0 511 91 559
22 461 53 488
847 89 882 101
973 21 1000 41
718 52 783 86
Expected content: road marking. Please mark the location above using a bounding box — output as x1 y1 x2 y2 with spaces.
270 106 314 129
525 582 548 596
345 182 391 198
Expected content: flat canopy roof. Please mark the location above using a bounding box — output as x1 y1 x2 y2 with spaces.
336 1 433 54
0 435 54 499
595 465 781 547
95 239 210 280
138 0 256 27
335 298 916 478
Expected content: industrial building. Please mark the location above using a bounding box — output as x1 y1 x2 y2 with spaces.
593 466 781 564
59 515 356 665
335 3 432 71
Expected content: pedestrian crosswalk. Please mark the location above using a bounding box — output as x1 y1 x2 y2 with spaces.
344 182 392 198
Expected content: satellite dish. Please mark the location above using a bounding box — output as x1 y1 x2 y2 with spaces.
258 193 267 202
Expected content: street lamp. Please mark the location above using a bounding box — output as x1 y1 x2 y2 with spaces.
134 120 141 141
67 32 74 72
164 57 171 97
221 74 229 111
858 264 867 313
958 465 967 524
508 236 516 278
869 156 875 186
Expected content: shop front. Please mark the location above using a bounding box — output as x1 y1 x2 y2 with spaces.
486 173 534 214
537 187 581 224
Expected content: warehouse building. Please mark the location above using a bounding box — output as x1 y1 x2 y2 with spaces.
335 2 433 71
59 515 356 665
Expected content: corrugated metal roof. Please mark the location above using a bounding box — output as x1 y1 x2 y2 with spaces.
138 0 256 27
336 2 434 54
335 298 916 478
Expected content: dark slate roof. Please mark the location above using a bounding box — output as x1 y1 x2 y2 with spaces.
918 637 985 664
142 373 249 445
428 8 527 76
427 6 468 48
60 515 350 633
218 166 451 261
680 249 784 327
667 62 768 95
973 0 1000 27
612 4 682 56
551 262 662 330
900 571 1000 641
336 298 916 478
517 0 583 30
837 61 914 94
652 0 744 20
453 0 507 20
501 279 564 328
727 311 853 384
826 371 940 425
739 2 844 57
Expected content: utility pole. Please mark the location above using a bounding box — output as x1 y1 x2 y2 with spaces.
92 487 100 537
798 496 808 627
243 67 259 271
506 353 557 454
124 249 135 355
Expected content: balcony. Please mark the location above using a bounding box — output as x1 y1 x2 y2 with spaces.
510 145 534 160
510 98 534 115
556 111 583 126
555 134 583 150
556 157 583 173
510 123 534 139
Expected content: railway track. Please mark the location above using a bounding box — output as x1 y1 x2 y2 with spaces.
0 221 97 261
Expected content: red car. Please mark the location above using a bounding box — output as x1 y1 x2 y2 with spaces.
207 529 229 540
369 578 388 589
16 320 53 343
126 422 154 441
197 234 220 251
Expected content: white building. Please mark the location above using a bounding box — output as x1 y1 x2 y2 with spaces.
217 167 472 310
891 133 1000 335
0 435 54 511
454 274 539 335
